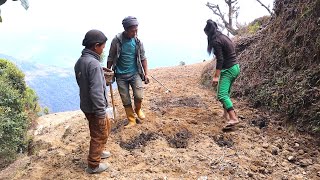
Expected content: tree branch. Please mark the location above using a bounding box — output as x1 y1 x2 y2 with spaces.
255 0 273 15
206 1 239 35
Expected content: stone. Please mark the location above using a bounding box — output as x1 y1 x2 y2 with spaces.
259 167 266 174
299 159 313 167
271 147 279 155
262 143 269 148
198 176 208 180
282 150 290 156
288 156 295 162
298 149 304 155
287 147 295 152
274 138 282 144
281 176 289 180
250 165 258 172
293 175 304 179
281 162 288 167
277 144 283 149
253 128 260 134
110 172 117 178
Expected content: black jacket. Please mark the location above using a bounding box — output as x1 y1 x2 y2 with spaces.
212 33 238 70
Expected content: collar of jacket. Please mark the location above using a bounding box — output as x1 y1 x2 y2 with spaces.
81 48 101 60
116 32 140 45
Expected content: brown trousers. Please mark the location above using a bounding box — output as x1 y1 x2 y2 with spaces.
85 113 111 168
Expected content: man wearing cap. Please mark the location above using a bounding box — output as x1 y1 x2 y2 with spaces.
74 29 111 174
107 16 149 128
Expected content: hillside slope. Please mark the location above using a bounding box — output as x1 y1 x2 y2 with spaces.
0 62 319 179
233 0 320 132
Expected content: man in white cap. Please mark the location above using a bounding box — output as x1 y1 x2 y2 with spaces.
107 16 149 128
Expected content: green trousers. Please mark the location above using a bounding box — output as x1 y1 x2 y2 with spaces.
217 64 240 111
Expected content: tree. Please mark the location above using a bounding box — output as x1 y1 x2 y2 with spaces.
206 0 240 35
0 58 39 169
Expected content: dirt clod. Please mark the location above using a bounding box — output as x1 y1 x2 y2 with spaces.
167 130 192 148
250 117 268 129
213 135 234 148
119 132 158 151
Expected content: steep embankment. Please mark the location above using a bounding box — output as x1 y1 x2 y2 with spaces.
0 62 319 179
235 0 320 132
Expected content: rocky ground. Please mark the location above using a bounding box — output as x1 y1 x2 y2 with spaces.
0 62 319 180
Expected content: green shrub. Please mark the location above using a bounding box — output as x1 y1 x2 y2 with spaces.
0 59 26 94
248 22 261 34
0 58 40 169
43 107 50 115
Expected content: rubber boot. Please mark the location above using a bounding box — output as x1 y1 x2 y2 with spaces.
134 101 146 120
124 107 136 128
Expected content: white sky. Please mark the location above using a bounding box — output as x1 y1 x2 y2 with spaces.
0 0 274 68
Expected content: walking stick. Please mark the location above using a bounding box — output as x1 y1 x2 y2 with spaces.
109 84 116 120
150 75 171 93
103 67 116 120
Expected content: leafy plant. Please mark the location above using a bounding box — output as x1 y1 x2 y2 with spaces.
43 107 50 115
0 58 39 169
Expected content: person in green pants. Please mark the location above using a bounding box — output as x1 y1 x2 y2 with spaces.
204 19 241 129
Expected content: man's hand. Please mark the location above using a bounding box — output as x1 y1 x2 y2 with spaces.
144 75 150 84
103 67 114 86
102 67 112 72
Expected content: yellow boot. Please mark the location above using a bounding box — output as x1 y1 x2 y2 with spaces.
124 107 136 128
134 101 146 120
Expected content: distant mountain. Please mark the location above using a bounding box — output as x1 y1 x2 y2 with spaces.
0 54 80 113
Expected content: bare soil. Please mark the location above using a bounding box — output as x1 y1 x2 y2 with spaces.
1 62 319 180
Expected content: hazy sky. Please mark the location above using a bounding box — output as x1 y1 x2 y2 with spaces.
0 0 274 68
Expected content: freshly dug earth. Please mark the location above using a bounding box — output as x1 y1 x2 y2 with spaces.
0 62 319 179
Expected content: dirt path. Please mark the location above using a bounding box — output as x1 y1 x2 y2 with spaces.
1 62 319 180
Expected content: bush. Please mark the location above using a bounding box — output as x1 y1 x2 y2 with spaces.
0 59 40 169
0 59 26 94
43 107 50 115
179 61 186 66
248 22 261 34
